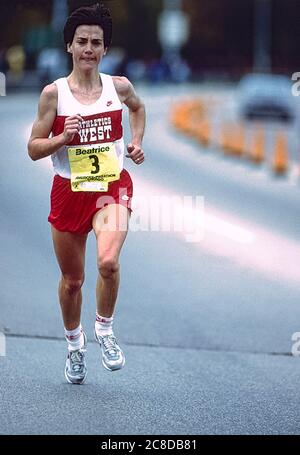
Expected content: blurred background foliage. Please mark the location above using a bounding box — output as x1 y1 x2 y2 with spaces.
0 0 300 80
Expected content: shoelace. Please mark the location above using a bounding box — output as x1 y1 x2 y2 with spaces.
102 335 118 356
70 350 85 373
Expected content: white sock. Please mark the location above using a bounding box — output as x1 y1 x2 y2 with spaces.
64 324 85 352
95 313 114 337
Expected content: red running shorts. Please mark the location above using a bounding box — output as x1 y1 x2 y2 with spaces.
48 168 133 234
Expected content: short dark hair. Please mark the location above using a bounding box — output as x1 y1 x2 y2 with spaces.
63 3 112 48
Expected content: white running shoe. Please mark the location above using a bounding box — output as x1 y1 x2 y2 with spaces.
94 331 125 371
64 332 87 384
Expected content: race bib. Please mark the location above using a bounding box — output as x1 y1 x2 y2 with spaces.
68 142 120 192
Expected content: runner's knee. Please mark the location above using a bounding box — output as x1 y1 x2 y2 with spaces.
98 257 119 279
62 275 85 294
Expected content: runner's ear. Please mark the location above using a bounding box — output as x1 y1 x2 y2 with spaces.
67 43 72 54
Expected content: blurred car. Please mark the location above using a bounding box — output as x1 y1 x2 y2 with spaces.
238 73 295 122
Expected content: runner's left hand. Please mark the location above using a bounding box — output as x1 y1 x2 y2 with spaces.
126 143 145 165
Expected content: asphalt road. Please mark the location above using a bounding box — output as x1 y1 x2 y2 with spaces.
1 85 300 435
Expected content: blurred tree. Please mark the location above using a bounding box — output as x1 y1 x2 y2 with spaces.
182 0 254 77
121 0 162 60
0 0 52 70
272 0 300 72
182 0 300 76
1 0 300 76
0 0 51 48
68 0 102 12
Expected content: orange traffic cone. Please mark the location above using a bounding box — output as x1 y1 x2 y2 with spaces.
219 123 232 153
171 100 208 142
171 105 187 131
249 127 264 164
189 102 205 137
231 124 245 157
221 123 245 157
272 132 288 175
196 119 210 146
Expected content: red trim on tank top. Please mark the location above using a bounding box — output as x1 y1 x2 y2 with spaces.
52 110 123 145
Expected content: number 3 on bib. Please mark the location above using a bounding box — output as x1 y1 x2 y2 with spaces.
89 154 100 174
68 142 120 192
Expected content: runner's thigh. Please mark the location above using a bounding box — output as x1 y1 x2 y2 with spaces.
51 226 88 277
92 204 130 261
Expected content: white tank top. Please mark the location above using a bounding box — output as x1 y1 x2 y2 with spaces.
51 73 124 179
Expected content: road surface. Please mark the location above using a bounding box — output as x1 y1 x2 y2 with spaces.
1 84 300 435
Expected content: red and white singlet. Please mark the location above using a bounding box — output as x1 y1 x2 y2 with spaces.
48 73 133 234
51 72 125 180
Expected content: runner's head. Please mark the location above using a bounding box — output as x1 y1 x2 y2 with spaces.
63 3 112 50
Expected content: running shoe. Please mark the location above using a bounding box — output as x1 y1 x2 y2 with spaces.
94 331 125 371
64 332 87 384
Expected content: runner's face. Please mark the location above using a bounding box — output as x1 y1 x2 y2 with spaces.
68 25 107 70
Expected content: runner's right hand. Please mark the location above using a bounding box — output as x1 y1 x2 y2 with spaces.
62 114 83 144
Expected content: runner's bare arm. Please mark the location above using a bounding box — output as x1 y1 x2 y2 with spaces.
28 84 83 161
114 76 145 164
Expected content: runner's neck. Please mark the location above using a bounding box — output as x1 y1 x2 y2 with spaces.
67 69 102 94
67 71 103 104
